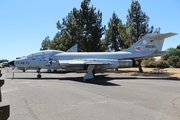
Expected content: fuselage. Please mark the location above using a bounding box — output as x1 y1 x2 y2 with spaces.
12 50 152 70
53 50 152 60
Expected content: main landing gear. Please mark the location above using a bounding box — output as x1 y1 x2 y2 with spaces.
83 65 95 81
37 68 41 78
23 68 26 72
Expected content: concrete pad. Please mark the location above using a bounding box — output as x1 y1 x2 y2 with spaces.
0 68 180 120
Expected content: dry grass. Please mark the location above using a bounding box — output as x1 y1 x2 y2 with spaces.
107 67 180 78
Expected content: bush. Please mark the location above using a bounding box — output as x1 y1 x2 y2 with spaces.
145 61 157 68
145 60 170 68
156 60 169 68
175 62 180 68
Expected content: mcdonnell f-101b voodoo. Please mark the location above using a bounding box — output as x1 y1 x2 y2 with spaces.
12 44 78 72
9 32 177 80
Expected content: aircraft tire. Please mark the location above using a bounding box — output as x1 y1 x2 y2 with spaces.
37 74 41 79
92 70 95 77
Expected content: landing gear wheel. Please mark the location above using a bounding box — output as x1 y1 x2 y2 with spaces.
37 74 41 78
83 79 94 82
37 68 41 78
92 70 95 77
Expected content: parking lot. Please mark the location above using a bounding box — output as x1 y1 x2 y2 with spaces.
0 68 180 120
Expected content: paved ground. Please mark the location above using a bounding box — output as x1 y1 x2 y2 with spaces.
0 68 180 120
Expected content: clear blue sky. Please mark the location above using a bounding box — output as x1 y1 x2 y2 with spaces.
0 0 179 61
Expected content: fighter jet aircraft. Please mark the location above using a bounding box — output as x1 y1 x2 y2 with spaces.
9 32 177 80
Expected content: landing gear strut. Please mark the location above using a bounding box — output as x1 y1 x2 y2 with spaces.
37 68 41 78
23 68 26 72
92 70 95 76
83 65 95 81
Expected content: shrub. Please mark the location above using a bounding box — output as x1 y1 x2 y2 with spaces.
145 61 157 68
175 62 180 68
156 60 169 68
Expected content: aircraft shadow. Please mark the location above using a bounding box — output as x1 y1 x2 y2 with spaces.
59 75 122 86
6 73 180 87
6 75 121 86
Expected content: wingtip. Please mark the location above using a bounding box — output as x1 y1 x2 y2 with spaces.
169 32 178 35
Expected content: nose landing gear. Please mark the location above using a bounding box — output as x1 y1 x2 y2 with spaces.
37 74 41 79
37 68 41 78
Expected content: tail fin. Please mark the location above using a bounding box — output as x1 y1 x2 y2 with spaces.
66 44 78 52
124 32 177 52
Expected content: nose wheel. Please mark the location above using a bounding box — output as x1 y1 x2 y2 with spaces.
37 74 41 78
37 68 41 78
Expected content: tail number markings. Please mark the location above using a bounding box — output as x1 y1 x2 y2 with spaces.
146 45 156 48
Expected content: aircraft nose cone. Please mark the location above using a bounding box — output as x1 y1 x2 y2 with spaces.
8 60 15 66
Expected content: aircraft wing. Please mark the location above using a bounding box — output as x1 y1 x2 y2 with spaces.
59 59 118 72
59 59 117 65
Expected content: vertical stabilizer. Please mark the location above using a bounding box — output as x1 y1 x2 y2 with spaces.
124 32 177 52
66 44 78 52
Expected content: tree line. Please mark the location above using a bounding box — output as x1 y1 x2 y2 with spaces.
40 0 158 51
40 0 161 72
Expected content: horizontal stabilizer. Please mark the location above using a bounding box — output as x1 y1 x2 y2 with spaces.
147 32 177 40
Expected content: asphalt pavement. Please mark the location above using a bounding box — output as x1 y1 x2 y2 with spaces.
0 68 180 120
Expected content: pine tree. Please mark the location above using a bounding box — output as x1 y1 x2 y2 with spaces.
126 0 154 72
50 0 105 52
50 12 80 51
78 0 105 52
118 22 132 50
177 45 180 49
40 36 51 50
105 12 122 51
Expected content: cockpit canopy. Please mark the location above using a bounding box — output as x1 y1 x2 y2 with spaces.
27 50 64 57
